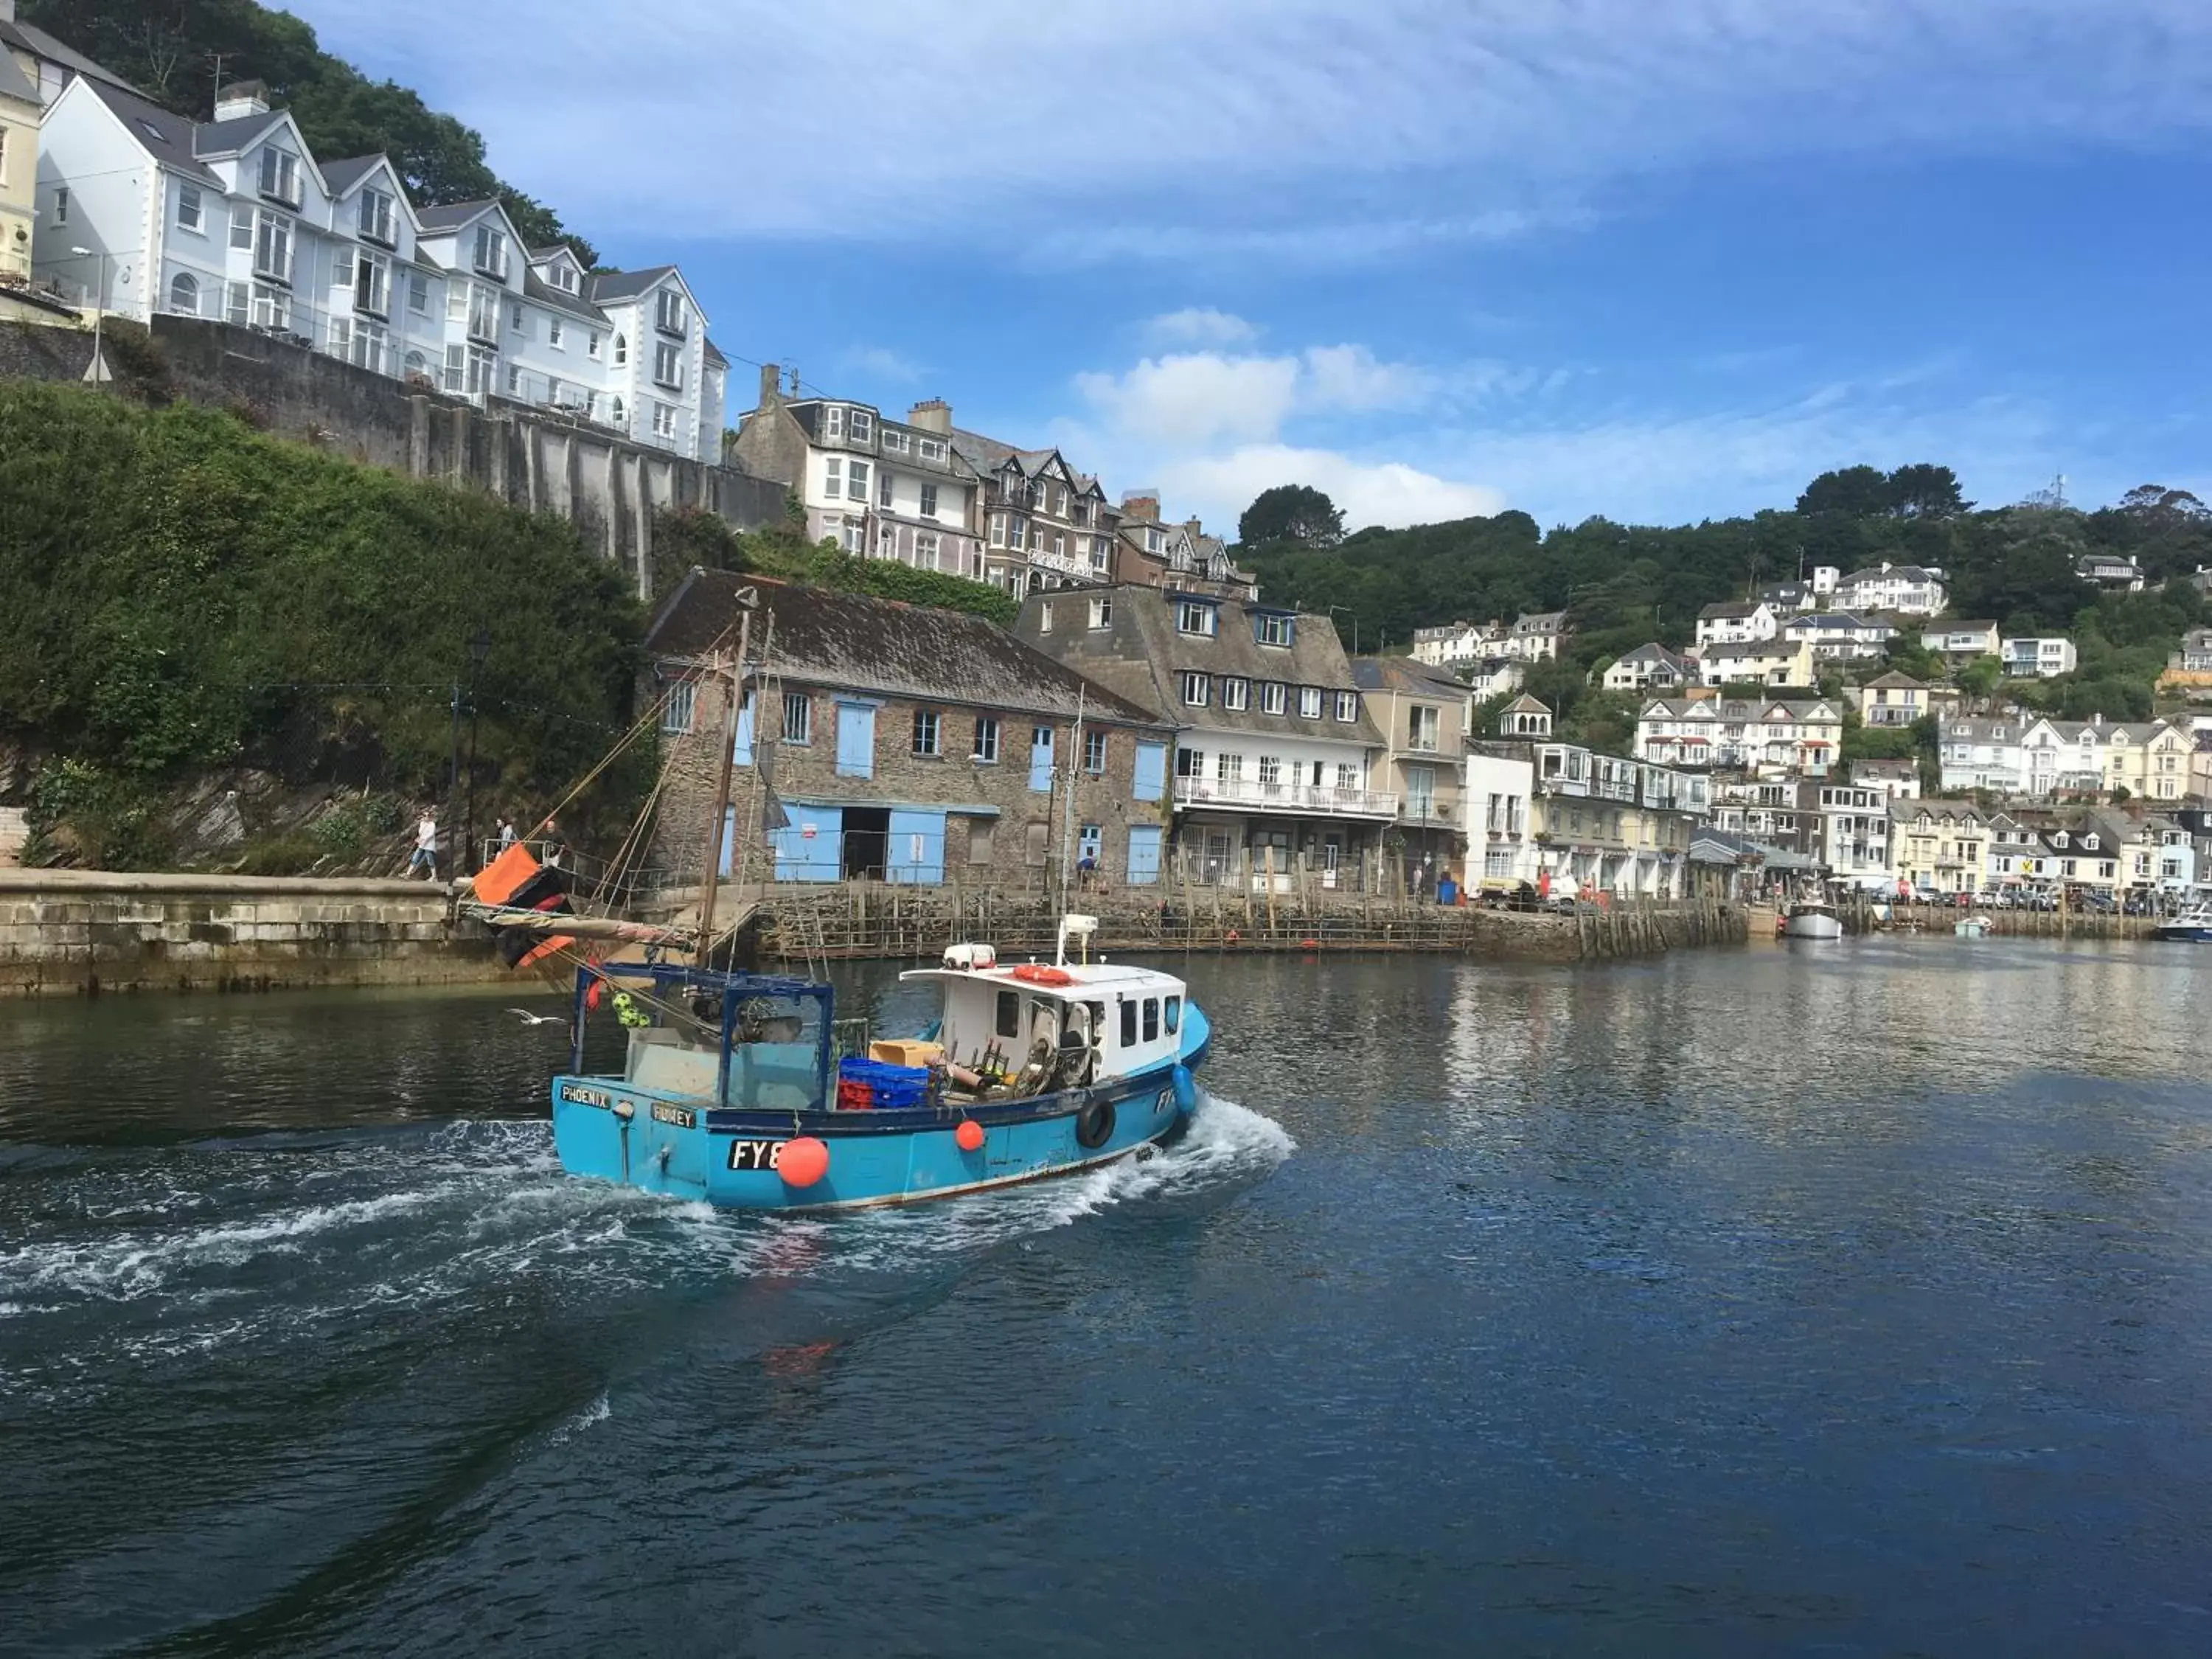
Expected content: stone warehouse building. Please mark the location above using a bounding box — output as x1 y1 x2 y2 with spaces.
645 574 1175 888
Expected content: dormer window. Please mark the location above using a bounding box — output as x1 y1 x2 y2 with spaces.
655 288 687 336
257 147 301 207
825 406 844 439
356 187 396 246
849 408 873 444
1254 613 1293 647
1175 600 1217 638
2082 834 2098 850
472 224 509 279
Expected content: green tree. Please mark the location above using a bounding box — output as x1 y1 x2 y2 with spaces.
1237 484 1345 549
1888 463 1969 519
1954 655 2003 698
1797 466 1894 518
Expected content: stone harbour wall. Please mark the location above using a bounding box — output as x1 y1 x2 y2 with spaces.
0 872 507 995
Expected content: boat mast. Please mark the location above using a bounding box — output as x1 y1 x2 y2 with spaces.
696 595 754 968
1057 684 1085 908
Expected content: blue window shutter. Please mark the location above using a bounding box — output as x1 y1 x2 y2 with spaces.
1127 824 1163 885
1132 740 1166 801
1028 726 1054 793
733 693 755 765
835 703 875 778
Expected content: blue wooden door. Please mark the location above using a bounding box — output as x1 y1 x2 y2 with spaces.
770 806 844 882
835 704 876 778
1132 740 1166 801
1127 824 1163 885
1027 726 1054 793
887 809 947 886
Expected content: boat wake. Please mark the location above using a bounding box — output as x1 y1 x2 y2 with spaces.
0 1096 1290 1402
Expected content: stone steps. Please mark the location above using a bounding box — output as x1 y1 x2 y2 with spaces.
0 807 27 869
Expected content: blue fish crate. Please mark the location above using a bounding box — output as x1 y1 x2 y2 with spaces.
837 1057 932 1110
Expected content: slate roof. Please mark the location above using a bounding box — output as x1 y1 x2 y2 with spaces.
0 16 141 96
1015 585 1382 744
318 154 383 197
76 79 220 184
192 108 289 157
703 338 728 369
1351 656 1470 698
521 265 608 324
1860 672 1927 691
417 199 501 232
0 40 37 103
1699 600 1765 620
648 573 1165 728
589 265 679 303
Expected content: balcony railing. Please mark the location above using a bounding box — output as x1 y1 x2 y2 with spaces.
1174 776 1399 818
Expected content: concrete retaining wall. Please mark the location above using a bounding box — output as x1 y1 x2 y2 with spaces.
0 871 507 995
1 316 793 598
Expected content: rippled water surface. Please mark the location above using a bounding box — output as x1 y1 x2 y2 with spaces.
4 938 2212 1656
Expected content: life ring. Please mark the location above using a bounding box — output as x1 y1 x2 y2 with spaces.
1010 964 1076 986
1074 1096 1116 1149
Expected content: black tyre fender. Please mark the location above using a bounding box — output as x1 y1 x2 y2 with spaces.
1074 1096 1116 1150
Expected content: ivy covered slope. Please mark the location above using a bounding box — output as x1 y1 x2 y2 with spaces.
0 380 647 858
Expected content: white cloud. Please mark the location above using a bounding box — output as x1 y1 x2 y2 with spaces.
299 0 2212 250
1074 353 1301 449
1162 447 1508 536
842 345 925 384
1142 308 1257 348
1301 345 1429 414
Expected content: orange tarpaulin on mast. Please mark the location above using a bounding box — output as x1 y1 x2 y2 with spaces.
473 843 577 969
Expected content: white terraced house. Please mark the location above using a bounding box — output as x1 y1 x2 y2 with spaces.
1635 696 1844 776
33 77 723 462
1781 611 1895 661
1830 562 1948 616
2000 636 2078 678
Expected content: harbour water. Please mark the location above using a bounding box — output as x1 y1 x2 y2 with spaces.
4 937 2211 1655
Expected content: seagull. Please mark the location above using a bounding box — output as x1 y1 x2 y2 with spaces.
507 1008 566 1026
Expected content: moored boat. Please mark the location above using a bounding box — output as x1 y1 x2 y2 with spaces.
1783 898 1843 940
549 918 1207 1209
2152 904 2212 942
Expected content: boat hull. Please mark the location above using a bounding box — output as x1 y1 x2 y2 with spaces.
551 1063 1194 1210
2153 925 2212 942
1784 913 1843 940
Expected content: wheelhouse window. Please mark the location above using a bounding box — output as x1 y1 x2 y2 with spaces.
1120 999 1138 1047
1142 998 1160 1042
997 991 1022 1039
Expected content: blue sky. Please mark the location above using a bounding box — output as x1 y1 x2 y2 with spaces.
298 0 2212 535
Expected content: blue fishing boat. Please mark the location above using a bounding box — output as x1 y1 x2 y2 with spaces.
549 919 1207 1209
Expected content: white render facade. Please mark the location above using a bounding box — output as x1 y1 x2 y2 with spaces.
1832 563 1948 616
1636 697 1844 776
2001 636 2079 678
33 77 723 462
1466 751 1537 888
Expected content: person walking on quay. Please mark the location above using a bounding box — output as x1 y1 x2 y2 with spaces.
409 810 439 880
497 815 518 851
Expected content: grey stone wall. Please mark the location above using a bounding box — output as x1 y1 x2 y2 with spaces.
0 316 792 597
0 872 506 995
650 675 1172 888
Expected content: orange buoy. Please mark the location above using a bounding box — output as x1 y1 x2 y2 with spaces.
1299 937 1319 951
955 1119 985 1152
778 1136 830 1188
1009 963 1076 986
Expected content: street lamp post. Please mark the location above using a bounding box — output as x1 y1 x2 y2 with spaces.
463 628 493 873
1327 604 1360 657
67 246 110 384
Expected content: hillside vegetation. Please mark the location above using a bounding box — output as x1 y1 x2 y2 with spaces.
1247 469 2212 741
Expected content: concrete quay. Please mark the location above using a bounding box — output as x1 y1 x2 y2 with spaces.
0 869 504 995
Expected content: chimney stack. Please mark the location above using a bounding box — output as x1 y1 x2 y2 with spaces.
1120 490 1161 523
757 362 782 408
215 80 271 121
907 398 952 434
